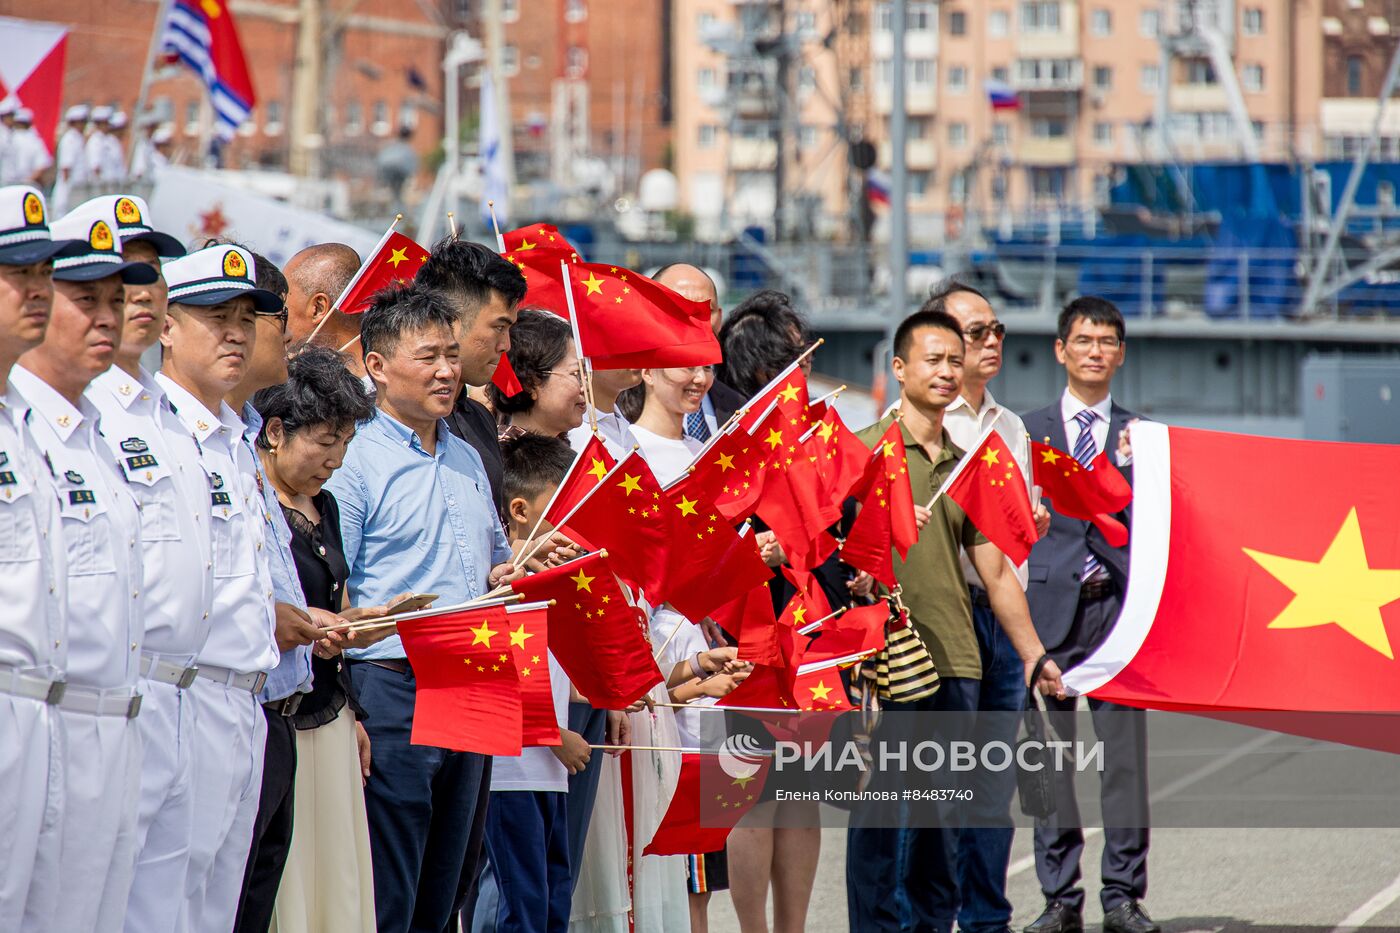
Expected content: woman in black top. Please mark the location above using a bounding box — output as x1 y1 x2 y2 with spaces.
252 346 387 933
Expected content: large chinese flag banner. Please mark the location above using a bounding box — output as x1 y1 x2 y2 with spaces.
1066 423 1400 717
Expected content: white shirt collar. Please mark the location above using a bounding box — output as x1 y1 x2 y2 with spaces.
949 387 1002 420
10 366 97 443
91 365 160 411
1060 387 1112 427
155 372 241 444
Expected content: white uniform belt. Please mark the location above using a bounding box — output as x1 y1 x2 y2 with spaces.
57 683 142 719
140 653 200 689
195 664 267 694
0 666 66 705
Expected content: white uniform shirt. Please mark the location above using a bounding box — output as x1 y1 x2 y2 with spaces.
102 134 126 182
568 406 640 461
0 126 12 184
12 129 52 185
11 368 142 689
943 388 1032 591
0 388 67 677
157 375 279 675
84 131 109 181
56 128 86 184
88 368 213 665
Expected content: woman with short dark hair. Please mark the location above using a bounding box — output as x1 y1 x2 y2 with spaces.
253 346 388 933
486 309 586 439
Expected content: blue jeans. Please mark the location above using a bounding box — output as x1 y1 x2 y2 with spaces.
956 594 1029 933
485 791 572 933
846 676 980 933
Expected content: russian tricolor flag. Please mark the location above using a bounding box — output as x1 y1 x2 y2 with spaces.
865 170 890 207
986 79 1020 111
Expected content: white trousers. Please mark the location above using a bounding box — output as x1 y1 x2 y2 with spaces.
181 678 265 933
29 708 142 932
122 681 197 933
0 697 59 932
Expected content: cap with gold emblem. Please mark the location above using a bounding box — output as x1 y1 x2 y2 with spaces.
50 200 160 285
90 194 186 258
0 186 84 266
162 244 282 313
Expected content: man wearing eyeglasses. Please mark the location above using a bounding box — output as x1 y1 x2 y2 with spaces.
1021 297 1155 933
921 281 1050 933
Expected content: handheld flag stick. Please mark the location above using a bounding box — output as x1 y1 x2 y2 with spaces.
588 744 743 755
713 339 825 437
487 201 504 250
651 614 693 662
326 591 527 633
655 702 805 715
338 334 360 353
559 259 599 432
303 214 401 348
924 422 996 511
809 384 847 407
512 453 633 569
447 211 458 239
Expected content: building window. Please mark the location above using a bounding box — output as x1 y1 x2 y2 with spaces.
699 67 717 90
1091 8 1111 36
798 65 817 94
1030 117 1067 138
1140 64 1160 91
345 100 362 135
183 100 200 135
798 124 818 151
948 65 968 93
566 46 587 77
949 121 968 147
1348 55 1363 95
1140 9 1160 37
794 10 817 37
1020 1 1060 33
911 59 936 87
907 117 932 139
949 10 967 35
991 65 1009 83
908 2 936 31
989 9 1009 37
1093 65 1112 90
950 170 968 203
1185 58 1217 85
371 100 389 136
992 122 1010 145
1242 64 1264 93
698 124 718 149
502 44 519 76
400 100 418 129
877 59 892 86
698 11 716 34
1242 7 1263 35
264 100 283 136
910 170 931 196
564 0 586 23
849 66 864 91
1093 121 1113 146
876 3 892 31
501 0 519 20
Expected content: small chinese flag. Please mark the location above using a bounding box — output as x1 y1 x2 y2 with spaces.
739 365 811 433
334 228 429 315
810 402 871 504
841 421 919 588
791 668 853 711
643 753 771 856
755 429 839 573
502 222 573 253
944 429 1037 564
670 402 782 524
501 246 575 318
397 603 523 755
501 603 560 747
1031 441 1133 547
716 663 797 711
710 581 783 668
569 262 721 369
796 600 888 668
557 452 675 600
543 434 617 539
491 352 524 396
511 552 664 709
661 492 773 624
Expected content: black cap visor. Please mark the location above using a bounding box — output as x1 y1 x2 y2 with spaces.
173 285 283 314
0 237 85 266
54 258 160 285
126 230 187 259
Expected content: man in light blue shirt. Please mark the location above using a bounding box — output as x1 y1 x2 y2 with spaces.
327 282 521 933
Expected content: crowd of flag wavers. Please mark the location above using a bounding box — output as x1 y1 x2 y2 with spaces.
0 181 1156 933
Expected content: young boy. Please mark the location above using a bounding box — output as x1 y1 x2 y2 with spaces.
489 433 594 933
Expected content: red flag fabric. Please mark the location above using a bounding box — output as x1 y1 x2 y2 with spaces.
511 552 663 709
1063 425 1400 723
1031 441 1133 547
502 223 573 253
791 668 853 711
841 422 919 588
334 230 430 315
756 430 839 572
0 20 67 153
739 366 811 433
643 753 770 856
501 604 560 746
568 262 721 369
944 429 1037 564
662 496 773 623
797 601 888 668
717 663 797 711
397 603 523 755
557 452 674 599
490 351 524 396
811 402 871 505
711 581 783 668
671 403 783 523
501 247 575 317
544 433 618 532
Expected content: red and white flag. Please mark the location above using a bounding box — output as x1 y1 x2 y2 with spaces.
0 17 68 153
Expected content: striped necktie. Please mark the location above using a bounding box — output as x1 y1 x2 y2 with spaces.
685 410 711 442
1072 408 1106 581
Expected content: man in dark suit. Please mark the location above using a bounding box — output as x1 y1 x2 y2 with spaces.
653 263 744 433
1021 297 1157 933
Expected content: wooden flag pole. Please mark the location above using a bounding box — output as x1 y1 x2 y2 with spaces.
654 701 807 715
487 201 504 250
447 211 458 239
326 591 526 633
338 334 360 353
303 214 400 349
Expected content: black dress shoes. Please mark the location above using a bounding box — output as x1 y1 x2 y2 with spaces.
1102 901 1162 933
1023 902 1083 933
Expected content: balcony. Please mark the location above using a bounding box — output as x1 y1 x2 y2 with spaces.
880 138 937 168
873 84 938 114
1018 137 1076 164
1012 59 1084 93
730 136 777 170
1169 83 1228 112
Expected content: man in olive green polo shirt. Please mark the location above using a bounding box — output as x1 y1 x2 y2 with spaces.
845 308 1064 933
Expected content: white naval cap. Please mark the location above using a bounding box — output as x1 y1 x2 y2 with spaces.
0 99 15 117
151 125 174 144
108 111 128 129
15 109 33 125
84 195 186 258
65 104 89 122
163 244 282 313
90 105 113 123
50 200 160 285
0 186 84 266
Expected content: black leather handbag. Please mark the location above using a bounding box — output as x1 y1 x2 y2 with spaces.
1017 654 1058 820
